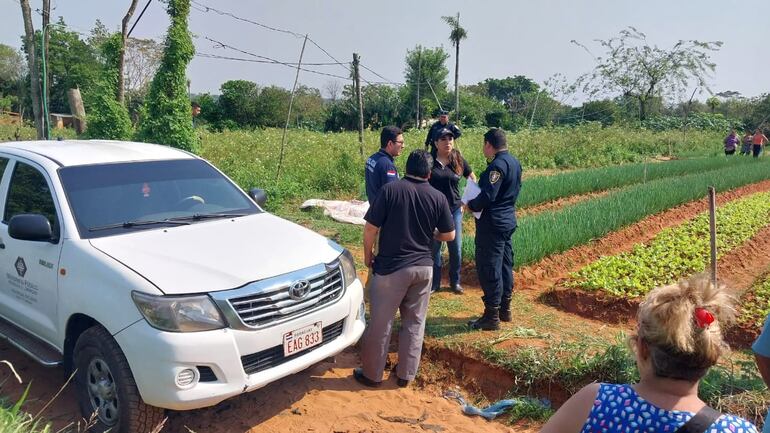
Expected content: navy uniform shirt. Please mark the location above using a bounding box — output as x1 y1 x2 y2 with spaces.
364 177 454 276
468 150 522 232
365 149 399 205
429 158 472 212
424 121 462 148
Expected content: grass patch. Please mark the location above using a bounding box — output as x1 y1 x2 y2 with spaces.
738 274 770 330
567 191 770 297
507 398 555 423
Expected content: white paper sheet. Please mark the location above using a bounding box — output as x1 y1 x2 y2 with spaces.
461 180 483 219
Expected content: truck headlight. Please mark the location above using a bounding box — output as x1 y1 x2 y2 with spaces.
339 249 357 288
131 292 226 332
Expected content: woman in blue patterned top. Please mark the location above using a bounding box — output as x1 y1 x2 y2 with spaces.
541 276 758 433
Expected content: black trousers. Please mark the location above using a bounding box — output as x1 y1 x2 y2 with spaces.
474 224 515 308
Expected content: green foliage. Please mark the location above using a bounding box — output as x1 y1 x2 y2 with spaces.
739 275 770 330
482 336 638 396
519 156 753 209
567 192 770 297
643 112 741 132
402 46 449 123
507 398 554 423
136 0 197 152
502 158 770 268
32 19 101 114
0 383 51 433
83 33 132 140
196 125 723 209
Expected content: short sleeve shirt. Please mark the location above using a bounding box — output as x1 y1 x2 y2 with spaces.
429 158 472 211
364 177 454 275
365 150 399 205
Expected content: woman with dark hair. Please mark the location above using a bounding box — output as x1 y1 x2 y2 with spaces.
540 276 758 433
428 128 475 294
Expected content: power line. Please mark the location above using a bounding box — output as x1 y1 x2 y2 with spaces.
190 0 303 38
196 52 343 67
127 0 152 38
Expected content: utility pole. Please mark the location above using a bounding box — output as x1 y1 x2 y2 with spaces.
529 91 541 129
415 47 421 129
352 53 364 155
276 34 308 181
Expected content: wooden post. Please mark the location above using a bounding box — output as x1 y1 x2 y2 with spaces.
708 186 717 286
352 53 364 156
67 88 87 135
276 34 308 181
415 47 421 129
529 91 541 129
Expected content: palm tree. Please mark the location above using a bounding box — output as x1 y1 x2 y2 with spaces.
442 13 467 123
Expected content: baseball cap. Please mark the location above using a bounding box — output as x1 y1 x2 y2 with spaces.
436 127 454 138
439 110 449 116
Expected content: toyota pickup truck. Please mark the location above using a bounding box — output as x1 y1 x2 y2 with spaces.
0 140 365 432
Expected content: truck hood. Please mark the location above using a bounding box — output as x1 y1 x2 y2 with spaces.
89 213 344 294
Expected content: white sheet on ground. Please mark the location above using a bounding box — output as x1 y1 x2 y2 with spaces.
300 199 370 225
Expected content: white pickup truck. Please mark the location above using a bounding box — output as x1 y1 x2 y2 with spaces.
0 140 365 432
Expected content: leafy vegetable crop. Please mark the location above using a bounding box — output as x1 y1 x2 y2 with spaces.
567 192 770 297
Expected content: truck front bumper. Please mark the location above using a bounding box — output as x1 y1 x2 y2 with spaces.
114 279 365 410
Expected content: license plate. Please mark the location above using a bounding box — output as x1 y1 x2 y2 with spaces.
283 322 323 357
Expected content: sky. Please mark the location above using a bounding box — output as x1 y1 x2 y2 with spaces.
1 0 769 105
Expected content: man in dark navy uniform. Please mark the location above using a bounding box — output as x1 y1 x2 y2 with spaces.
365 126 405 205
466 128 522 330
424 110 461 153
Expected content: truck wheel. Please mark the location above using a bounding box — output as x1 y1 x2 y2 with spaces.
73 326 165 433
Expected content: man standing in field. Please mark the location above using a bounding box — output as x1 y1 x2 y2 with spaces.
466 128 522 331
365 126 404 205
355 150 455 388
753 128 769 158
425 110 462 153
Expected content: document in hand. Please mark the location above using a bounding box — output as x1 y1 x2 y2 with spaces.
461 179 483 219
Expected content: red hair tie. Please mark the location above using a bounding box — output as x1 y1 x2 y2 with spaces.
694 307 715 329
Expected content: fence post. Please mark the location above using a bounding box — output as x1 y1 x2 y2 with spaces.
708 186 717 286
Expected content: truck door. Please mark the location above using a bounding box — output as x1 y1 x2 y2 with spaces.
0 160 62 344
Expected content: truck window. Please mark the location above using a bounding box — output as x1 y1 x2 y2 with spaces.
4 162 59 235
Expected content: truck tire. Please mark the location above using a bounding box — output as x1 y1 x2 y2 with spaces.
73 326 165 433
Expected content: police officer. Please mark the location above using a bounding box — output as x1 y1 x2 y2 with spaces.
466 128 522 331
365 126 404 205
424 110 461 153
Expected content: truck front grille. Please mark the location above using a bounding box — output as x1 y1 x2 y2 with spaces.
228 264 344 327
240 319 345 375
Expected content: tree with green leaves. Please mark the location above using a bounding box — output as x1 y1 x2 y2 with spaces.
84 33 132 140
137 0 196 151
19 0 44 137
442 13 466 122
403 46 449 127
0 44 25 113
574 27 721 121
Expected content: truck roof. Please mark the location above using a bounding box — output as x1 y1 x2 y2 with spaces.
0 140 196 167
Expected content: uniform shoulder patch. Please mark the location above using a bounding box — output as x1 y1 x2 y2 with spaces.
489 170 501 184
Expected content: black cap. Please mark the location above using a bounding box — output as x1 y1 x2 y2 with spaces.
436 127 454 138
439 110 449 116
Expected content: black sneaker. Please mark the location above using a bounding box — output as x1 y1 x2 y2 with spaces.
450 284 464 294
397 377 410 388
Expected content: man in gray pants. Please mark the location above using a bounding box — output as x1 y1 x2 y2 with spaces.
354 150 455 388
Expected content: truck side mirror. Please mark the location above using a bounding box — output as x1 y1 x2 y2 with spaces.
8 214 55 242
248 188 267 207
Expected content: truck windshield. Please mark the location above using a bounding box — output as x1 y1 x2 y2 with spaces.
59 159 261 239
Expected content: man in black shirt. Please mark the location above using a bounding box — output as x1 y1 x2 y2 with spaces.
354 150 455 388
424 110 462 153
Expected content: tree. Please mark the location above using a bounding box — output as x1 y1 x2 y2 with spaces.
483 76 539 110
19 0 44 137
324 80 341 101
218 79 259 126
574 27 721 121
0 44 25 113
137 0 196 151
119 0 140 104
442 13 467 122
84 33 132 140
403 46 449 127
706 96 720 113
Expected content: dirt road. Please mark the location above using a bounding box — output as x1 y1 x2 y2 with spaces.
0 341 532 433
